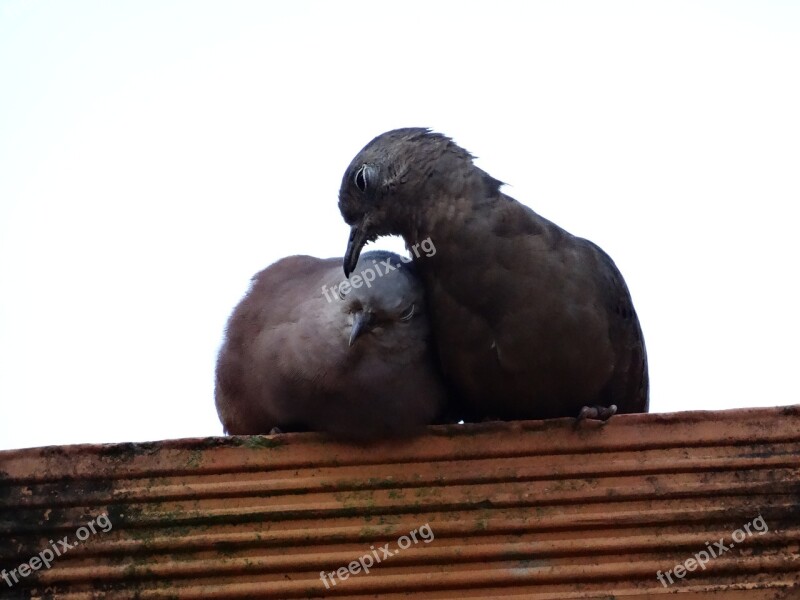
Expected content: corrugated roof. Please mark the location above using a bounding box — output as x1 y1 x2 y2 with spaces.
1 405 799 599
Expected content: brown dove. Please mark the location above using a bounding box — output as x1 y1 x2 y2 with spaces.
215 250 447 439
339 128 648 422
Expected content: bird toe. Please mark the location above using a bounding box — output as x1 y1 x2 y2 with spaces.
577 404 617 421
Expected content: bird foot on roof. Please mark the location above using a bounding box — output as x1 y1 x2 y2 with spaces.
577 404 618 421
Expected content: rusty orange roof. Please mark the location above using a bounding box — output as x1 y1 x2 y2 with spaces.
1 405 799 598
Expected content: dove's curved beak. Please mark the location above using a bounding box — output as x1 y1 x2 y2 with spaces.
344 223 368 277
348 310 375 347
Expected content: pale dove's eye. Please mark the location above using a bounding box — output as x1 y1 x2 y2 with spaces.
399 303 415 322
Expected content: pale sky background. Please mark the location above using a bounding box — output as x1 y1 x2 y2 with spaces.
1 1 798 451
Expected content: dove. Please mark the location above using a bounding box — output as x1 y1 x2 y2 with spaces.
339 128 648 421
215 250 447 439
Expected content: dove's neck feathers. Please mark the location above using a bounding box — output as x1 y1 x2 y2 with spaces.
398 153 496 241
399 160 552 272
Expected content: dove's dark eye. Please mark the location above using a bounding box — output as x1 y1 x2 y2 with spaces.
399 303 415 322
354 164 369 192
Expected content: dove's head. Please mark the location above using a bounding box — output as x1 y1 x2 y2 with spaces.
338 128 476 277
340 251 426 347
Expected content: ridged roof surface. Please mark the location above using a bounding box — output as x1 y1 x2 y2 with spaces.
1 405 799 599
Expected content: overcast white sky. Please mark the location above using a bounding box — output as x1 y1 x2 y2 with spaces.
1 1 798 451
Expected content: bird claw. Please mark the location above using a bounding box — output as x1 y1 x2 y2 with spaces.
577 404 617 421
